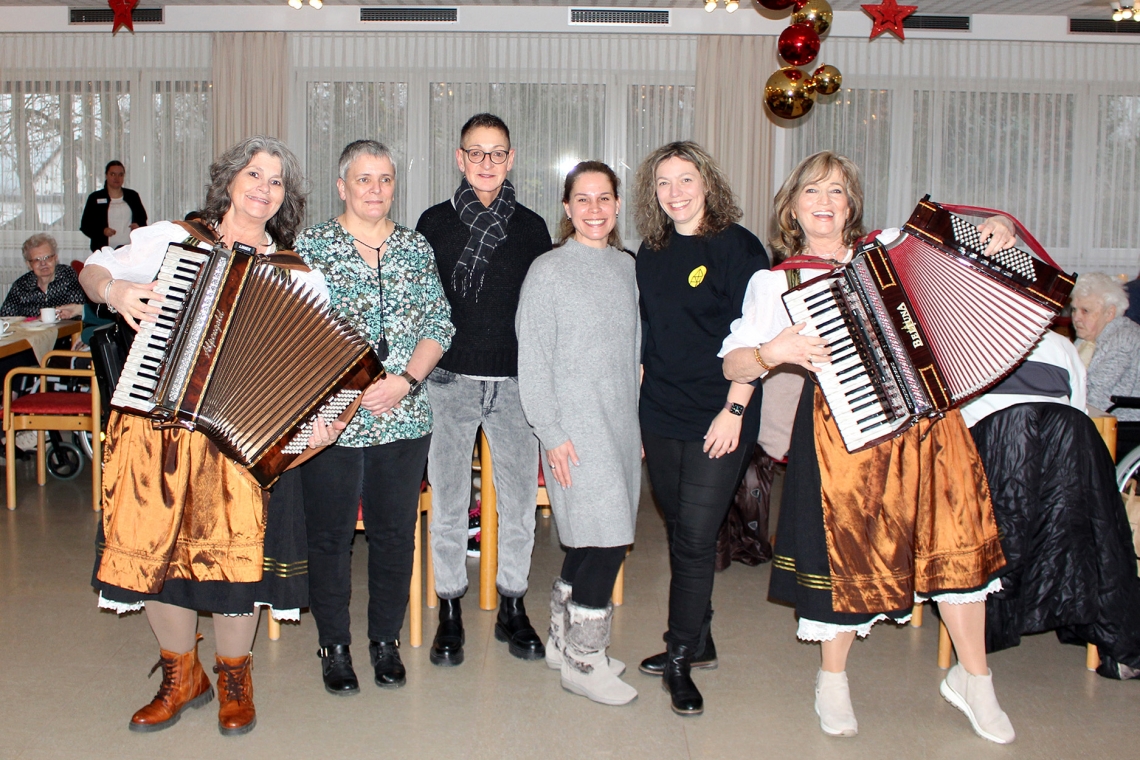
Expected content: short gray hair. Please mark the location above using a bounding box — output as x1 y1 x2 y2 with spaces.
1072 272 1128 314
338 140 396 181
22 233 58 260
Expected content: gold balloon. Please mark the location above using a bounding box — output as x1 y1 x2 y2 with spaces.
810 64 842 96
764 67 817 120
792 0 833 37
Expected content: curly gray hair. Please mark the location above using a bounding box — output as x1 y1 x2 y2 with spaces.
22 233 58 260
199 136 307 250
1071 272 1128 315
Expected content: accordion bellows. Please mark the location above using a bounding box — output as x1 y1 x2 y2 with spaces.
782 197 1075 454
112 242 384 486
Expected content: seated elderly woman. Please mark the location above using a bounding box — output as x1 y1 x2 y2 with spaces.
0 233 84 319
961 332 1140 681
1070 272 1140 460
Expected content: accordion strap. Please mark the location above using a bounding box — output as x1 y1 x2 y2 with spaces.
263 251 311 273
772 255 841 272
937 202 1060 270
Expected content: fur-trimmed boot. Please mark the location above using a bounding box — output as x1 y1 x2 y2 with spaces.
940 664 1015 744
560 602 637 706
129 637 214 732
214 653 256 736
815 669 858 737
546 579 624 675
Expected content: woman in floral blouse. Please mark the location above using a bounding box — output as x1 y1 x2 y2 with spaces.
294 140 454 696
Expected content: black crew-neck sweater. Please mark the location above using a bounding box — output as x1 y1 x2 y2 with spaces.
416 199 552 377
637 223 769 441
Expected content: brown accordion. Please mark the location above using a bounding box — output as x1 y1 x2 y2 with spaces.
111 241 384 487
782 196 1075 453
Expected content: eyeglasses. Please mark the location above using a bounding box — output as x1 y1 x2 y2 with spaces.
25 254 57 265
460 148 509 165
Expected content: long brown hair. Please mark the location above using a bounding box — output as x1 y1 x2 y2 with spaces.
632 141 741 251
770 151 866 262
556 161 623 249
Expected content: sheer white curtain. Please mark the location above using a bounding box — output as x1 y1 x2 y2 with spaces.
291 33 697 241
777 38 1140 273
0 33 211 292
212 33 289 156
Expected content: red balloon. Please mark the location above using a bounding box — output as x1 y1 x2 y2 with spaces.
756 0 796 10
778 22 821 67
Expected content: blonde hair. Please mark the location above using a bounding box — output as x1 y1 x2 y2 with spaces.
632 141 741 251
770 151 866 262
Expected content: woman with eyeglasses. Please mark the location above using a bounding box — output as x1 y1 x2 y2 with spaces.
0 233 85 319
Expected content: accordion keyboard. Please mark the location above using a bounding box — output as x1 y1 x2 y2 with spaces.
112 246 210 412
784 277 907 450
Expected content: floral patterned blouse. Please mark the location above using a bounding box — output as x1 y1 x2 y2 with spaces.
295 218 454 447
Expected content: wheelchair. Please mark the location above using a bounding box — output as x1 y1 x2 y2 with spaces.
1109 396 1140 491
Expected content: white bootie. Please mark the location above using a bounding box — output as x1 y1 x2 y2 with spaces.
940 664 1015 744
560 602 637 706
545 579 624 675
815 669 858 737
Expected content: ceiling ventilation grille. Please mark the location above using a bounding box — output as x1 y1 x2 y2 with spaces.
1070 18 1140 34
360 8 458 23
569 9 670 26
70 7 164 24
903 15 970 31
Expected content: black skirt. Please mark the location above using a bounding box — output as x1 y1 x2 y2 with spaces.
93 468 308 617
768 381 911 627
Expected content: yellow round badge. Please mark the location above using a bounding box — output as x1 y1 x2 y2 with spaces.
688 265 707 287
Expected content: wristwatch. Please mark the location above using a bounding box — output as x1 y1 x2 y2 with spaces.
400 371 423 395
724 402 745 417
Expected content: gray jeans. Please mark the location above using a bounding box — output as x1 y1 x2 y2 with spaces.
426 369 539 599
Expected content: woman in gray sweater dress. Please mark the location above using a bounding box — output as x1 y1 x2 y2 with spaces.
516 161 641 706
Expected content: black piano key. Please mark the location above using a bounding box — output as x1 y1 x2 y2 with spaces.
820 324 847 339
815 315 843 330
847 391 877 406
858 414 888 431
803 289 834 306
851 399 881 414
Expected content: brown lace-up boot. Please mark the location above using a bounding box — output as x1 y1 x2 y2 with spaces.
129 638 214 733
214 653 257 736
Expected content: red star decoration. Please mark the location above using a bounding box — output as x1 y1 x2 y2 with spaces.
862 0 918 40
109 0 138 35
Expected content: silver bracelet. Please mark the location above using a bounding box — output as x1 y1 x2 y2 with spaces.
103 278 118 314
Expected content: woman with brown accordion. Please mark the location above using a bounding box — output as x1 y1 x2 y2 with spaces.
721 151 1018 744
79 136 340 737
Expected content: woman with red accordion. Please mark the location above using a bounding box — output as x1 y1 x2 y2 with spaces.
722 151 1018 744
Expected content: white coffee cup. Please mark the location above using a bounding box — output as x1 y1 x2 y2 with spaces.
40 307 57 323
0 319 10 338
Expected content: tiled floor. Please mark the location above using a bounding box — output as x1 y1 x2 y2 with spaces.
1 457 1137 760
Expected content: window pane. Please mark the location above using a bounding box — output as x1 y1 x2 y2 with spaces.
153 80 211 223
788 88 892 233
429 82 606 235
1095 95 1140 250
306 81 408 226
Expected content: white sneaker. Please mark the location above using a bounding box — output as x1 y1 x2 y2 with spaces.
815 669 858 737
940 664 1016 744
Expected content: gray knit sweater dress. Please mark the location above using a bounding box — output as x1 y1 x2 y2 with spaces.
516 238 641 548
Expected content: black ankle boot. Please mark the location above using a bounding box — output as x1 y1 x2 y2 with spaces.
369 640 406 688
661 643 704 716
430 598 465 667
494 593 545 661
637 634 718 676
318 645 360 696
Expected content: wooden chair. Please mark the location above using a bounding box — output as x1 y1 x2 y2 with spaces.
4 350 100 512
266 483 434 647
476 429 625 610
917 413 1115 672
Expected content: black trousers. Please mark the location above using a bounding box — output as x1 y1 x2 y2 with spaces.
301 435 431 646
642 430 754 649
561 545 628 609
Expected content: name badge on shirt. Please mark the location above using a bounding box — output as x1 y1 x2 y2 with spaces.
97 198 108 204
688 266 707 287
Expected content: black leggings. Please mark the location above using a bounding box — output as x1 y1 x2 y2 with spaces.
561 546 628 609
642 429 754 649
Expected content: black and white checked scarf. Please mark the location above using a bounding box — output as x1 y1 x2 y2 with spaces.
451 177 516 299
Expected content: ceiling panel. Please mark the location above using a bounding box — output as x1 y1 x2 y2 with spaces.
0 0 1114 13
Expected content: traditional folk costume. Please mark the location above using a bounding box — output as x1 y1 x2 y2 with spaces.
720 238 1006 641
89 221 328 620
